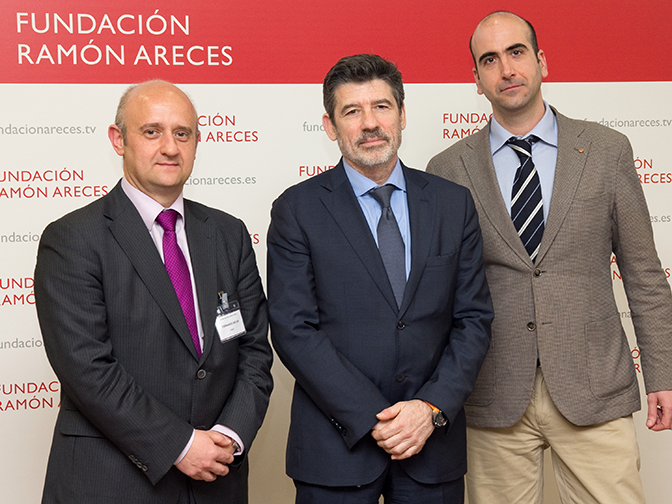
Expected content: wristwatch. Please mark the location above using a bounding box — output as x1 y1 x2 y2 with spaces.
425 401 448 428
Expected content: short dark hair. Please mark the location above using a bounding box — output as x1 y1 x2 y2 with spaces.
469 12 540 68
323 54 405 120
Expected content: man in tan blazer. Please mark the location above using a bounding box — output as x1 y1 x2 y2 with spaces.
427 11 672 504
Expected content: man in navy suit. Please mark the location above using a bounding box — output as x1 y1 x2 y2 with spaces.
35 80 273 504
267 54 493 503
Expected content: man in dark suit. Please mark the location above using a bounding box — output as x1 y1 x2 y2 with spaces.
267 54 493 503
34 80 273 504
427 12 672 503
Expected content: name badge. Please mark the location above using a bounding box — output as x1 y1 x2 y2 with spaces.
215 292 246 343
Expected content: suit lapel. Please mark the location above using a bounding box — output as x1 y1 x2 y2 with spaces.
535 111 589 263
320 163 400 313
461 126 531 265
105 184 202 361
184 201 217 359
399 166 432 317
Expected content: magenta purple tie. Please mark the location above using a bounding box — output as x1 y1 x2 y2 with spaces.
155 210 202 357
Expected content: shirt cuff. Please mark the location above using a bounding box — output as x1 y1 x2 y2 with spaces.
173 425 244 466
175 430 195 465
210 424 244 456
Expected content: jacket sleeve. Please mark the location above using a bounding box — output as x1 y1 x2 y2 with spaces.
213 218 273 451
267 194 391 449
612 134 672 393
414 188 494 424
34 217 193 485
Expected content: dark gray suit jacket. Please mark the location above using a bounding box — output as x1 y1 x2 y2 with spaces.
267 161 493 486
35 182 273 504
427 109 672 428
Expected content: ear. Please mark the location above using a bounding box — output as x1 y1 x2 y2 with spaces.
108 125 125 156
399 103 407 130
537 49 549 78
322 113 338 141
473 67 484 95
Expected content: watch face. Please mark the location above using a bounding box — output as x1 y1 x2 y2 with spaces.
433 411 448 428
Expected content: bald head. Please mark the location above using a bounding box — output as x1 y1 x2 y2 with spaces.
470 12 539 68
114 80 198 144
468 11 547 134
108 80 199 207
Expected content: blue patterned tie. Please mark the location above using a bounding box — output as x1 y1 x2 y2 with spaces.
370 184 406 307
508 136 544 262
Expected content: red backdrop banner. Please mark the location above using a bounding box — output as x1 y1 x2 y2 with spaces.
1 0 669 84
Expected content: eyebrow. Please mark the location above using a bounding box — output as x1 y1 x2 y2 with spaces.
478 43 528 66
139 122 194 134
339 98 394 114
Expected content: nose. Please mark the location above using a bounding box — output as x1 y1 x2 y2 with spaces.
501 56 515 78
160 133 179 156
361 108 379 131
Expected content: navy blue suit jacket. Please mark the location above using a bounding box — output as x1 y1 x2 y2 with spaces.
267 161 493 486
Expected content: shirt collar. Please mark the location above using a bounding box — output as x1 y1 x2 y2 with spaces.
343 158 406 197
490 101 558 155
121 177 185 231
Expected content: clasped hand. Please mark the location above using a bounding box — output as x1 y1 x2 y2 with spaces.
176 429 236 481
371 399 435 460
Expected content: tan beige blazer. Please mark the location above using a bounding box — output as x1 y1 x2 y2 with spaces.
427 108 672 428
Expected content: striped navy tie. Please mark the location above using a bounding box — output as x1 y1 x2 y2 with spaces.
508 135 544 262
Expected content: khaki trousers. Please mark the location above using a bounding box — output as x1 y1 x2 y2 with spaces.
466 367 646 504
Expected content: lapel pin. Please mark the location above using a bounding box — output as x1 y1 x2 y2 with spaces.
578 148 585 153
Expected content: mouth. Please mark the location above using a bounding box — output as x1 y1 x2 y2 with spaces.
500 82 524 93
357 133 389 148
359 139 386 148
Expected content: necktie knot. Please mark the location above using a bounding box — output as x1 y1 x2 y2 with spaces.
156 209 179 232
506 135 538 161
370 184 396 209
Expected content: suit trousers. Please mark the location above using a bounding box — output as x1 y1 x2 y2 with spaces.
294 462 464 504
466 367 645 504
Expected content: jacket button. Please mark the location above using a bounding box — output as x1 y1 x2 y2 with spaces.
197 369 207 379
397 321 406 330
527 322 536 331
396 373 406 382
330 419 347 436
533 268 541 277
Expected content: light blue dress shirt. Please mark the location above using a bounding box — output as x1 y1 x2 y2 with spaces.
489 102 559 222
343 159 411 280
